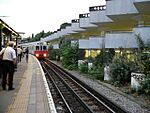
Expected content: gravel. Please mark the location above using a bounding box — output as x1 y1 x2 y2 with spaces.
52 61 150 113
69 71 150 113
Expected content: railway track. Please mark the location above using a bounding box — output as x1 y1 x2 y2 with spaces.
41 59 127 113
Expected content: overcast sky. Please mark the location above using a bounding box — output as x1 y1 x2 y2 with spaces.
0 0 106 38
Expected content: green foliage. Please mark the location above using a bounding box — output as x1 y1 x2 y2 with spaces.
43 31 53 37
31 30 45 41
105 49 115 64
22 30 52 42
87 49 115 81
89 65 104 81
110 50 135 86
134 35 150 73
88 51 106 81
48 45 60 60
60 23 71 29
92 52 104 67
60 39 78 70
83 49 115 81
134 35 150 94
141 73 150 95
78 61 88 74
92 49 115 67
109 35 150 91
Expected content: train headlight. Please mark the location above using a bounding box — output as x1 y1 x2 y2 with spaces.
36 54 39 57
44 53 47 57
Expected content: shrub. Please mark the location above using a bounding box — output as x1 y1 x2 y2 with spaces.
110 50 136 86
48 45 60 60
78 61 88 74
88 51 106 81
60 39 78 70
134 35 150 94
89 65 104 81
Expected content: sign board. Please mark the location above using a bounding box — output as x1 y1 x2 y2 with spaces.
131 72 145 91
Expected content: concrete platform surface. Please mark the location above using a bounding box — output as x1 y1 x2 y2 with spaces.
0 55 56 113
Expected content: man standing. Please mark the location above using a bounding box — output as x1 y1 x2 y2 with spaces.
17 46 22 62
0 41 17 90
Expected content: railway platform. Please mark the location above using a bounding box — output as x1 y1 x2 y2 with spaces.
0 55 56 113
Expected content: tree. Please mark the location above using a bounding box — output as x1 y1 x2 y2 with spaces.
60 39 78 70
22 30 52 42
60 23 71 29
135 35 150 94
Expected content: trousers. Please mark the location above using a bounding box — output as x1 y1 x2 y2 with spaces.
2 60 15 89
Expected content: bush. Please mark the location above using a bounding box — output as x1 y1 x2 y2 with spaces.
89 65 104 81
110 51 136 86
86 51 104 80
78 61 88 74
60 39 78 70
111 57 129 85
134 35 150 94
48 46 60 60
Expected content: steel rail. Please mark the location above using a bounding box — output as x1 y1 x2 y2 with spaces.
43 61 95 113
41 61 73 113
45 59 128 113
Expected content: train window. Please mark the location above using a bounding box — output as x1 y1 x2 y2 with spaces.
40 46 42 50
43 46 47 50
36 46 39 50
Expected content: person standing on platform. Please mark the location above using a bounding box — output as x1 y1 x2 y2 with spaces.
25 47 29 63
17 46 22 62
13 45 17 71
0 45 5 79
0 41 17 90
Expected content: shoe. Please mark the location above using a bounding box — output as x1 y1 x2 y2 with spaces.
8 88 15 90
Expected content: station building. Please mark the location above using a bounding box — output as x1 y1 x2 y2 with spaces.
40 0 150 68
0 1 149 113
0 19 20 50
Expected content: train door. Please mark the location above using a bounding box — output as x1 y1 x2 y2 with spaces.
43 45 47 50
36 46 40 50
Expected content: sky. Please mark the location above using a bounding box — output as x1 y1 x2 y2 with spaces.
0 0 106 38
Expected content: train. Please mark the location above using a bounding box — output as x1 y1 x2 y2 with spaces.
19 41 48 59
